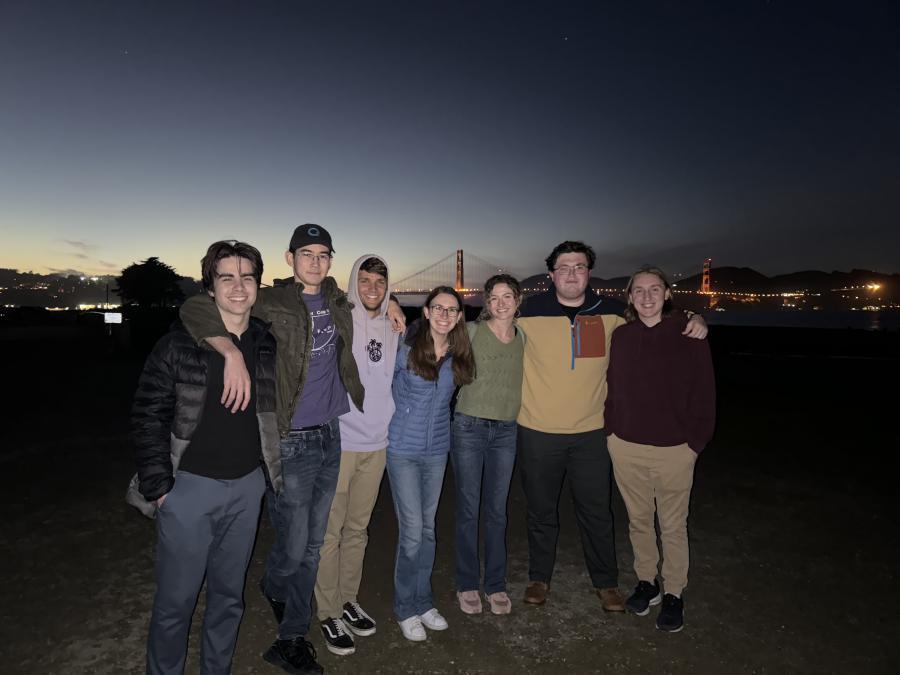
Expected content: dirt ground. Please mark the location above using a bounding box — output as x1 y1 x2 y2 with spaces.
1 326 898 674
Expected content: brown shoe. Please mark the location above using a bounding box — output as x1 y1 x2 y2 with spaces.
596 587 626 612
523 581 549 605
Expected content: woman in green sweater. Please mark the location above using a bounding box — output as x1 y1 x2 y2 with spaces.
450 274 525 616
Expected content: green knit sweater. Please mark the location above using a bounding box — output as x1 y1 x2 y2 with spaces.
455 322 524 421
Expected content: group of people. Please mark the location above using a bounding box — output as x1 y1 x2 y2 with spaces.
127 224 715 675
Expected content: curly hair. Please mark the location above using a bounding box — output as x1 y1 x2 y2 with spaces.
545 240 596 272
478 273 522 321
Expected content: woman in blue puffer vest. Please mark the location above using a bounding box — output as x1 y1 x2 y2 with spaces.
387 286 475 642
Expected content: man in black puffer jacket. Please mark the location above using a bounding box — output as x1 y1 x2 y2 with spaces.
127 240 280 675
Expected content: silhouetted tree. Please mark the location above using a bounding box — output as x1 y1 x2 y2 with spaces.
115 257 185 309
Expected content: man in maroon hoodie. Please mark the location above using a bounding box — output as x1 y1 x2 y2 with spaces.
604 265 716 633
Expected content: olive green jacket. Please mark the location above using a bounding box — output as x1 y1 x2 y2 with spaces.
180 277 364 436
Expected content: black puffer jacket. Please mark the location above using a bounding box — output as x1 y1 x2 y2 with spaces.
126 318 281 517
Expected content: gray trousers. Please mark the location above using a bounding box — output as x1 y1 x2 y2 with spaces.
147 468 265 675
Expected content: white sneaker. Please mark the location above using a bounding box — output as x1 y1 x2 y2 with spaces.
418 608 449 631
398 615 427 641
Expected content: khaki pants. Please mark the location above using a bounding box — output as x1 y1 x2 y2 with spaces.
314 448 386 620
607 434 696 596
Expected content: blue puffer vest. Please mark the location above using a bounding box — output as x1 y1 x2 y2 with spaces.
388 332 457 456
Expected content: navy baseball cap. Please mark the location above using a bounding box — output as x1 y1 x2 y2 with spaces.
289 223 334 253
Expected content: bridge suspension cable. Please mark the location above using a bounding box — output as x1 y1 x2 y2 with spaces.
391 250 524 293
391 252 458 292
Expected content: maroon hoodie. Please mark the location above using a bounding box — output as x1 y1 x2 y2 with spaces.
605 314 715 453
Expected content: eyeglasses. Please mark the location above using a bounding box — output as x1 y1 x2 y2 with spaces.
554 264 589 276
429 304 460 317
297 250 332 264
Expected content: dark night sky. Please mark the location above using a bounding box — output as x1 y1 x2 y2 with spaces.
1 1 898 283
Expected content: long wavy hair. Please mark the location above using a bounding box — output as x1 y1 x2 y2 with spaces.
408 286 475 386
477 273 522 321
623 265 676 323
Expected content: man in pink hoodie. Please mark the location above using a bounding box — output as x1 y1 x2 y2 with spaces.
314 254 401 657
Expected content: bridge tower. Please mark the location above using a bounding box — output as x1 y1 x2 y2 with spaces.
700 258 711 294
456 249 464 290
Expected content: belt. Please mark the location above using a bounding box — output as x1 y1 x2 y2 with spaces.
290 423 326 432
457 413 503 423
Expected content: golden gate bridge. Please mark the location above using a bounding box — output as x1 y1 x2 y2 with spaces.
390 250 519 295
390 250 713 296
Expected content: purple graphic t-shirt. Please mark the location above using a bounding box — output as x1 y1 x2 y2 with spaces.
290 291 350 428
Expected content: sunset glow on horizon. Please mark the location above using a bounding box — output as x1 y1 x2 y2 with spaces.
2 2 898 285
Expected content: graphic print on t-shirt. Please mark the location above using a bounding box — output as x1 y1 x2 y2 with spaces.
366 338 383 363
310 308 337 360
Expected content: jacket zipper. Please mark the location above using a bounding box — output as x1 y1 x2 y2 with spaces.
285 289 313 437
426 378 437 452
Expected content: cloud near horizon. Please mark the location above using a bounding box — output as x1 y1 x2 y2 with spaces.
47 267 88 277
54 239 126 276
62 239 98 252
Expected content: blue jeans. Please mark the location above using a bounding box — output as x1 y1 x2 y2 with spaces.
386 452 448 621
450 413 517 594
263 419 341 640
148 468 265 675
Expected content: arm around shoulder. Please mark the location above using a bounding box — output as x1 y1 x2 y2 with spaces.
180 294 251 410
180 293 229 343
682 310 708 339
387 296 407 333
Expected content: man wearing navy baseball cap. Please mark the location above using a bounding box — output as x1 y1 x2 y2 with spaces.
289 223 334 255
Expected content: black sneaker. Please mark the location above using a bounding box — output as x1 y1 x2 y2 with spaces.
626 580 662 616
342 601 377 636
320 617 356 656
263 637 324 674
260 578 285 625
656 593 684 633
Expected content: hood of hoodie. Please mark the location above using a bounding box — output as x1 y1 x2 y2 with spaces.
339 254 400 451
348 254 391 318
